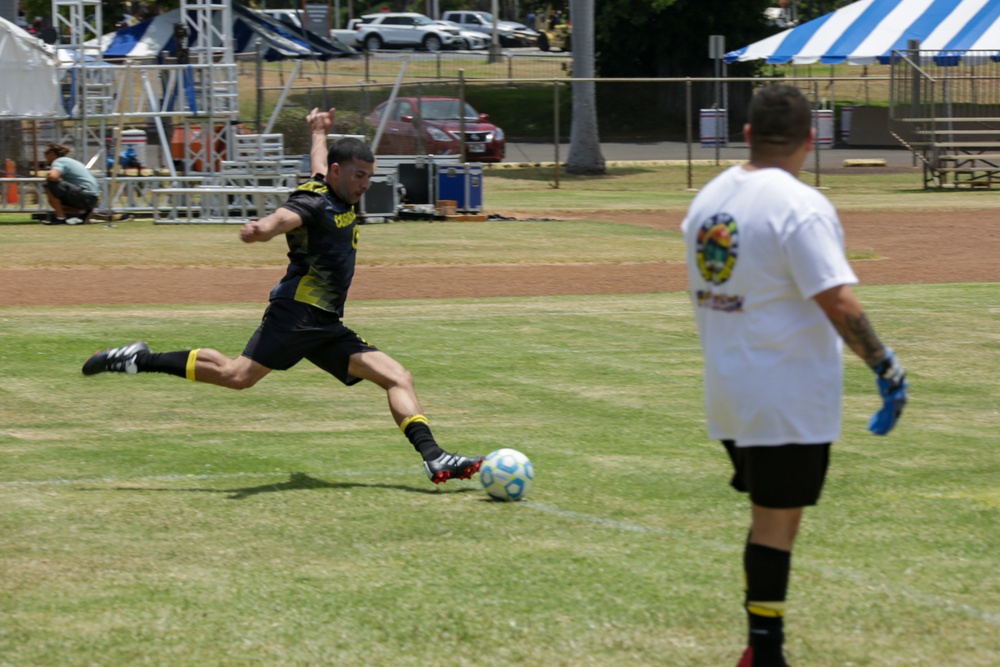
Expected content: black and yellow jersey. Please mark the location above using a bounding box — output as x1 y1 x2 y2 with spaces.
269 175 359 317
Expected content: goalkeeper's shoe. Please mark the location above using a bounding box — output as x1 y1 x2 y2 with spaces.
736 647 791 667
423 451 484 485
82 341 150 376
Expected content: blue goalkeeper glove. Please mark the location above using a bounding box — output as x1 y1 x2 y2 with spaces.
868 349 907 435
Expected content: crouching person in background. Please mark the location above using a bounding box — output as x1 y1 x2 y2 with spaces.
43 143 99 225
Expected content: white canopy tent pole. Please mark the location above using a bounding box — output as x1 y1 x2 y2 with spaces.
142 70 177 178
371 58 410 154
264 59 303 134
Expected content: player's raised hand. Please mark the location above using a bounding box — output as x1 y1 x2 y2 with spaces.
306 107 335 135
868 349 908 435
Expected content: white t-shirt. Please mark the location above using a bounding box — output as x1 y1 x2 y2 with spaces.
680 165 858 446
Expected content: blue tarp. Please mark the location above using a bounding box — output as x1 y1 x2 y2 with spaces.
100 4 353 61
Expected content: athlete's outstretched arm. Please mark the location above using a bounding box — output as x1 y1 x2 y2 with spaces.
240 207 302 244
813 284 887 365
307 107 335 177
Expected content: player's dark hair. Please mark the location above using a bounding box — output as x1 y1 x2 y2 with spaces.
327 137 374 167
46 143 71 158
748 84 812 156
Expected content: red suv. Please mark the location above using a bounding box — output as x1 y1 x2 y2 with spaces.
369 97 506 162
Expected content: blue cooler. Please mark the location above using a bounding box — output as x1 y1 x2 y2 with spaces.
435 163 483 212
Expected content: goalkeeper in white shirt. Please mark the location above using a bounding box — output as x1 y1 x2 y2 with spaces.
681 84 908 667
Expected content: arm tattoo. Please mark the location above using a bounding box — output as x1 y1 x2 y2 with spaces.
832 311 886 366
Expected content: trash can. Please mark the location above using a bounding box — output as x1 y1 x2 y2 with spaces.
813 110 834 149
840 106 854 144
121 129 148 166
700 109 728 147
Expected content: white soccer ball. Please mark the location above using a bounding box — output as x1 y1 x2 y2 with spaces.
480 448 533 501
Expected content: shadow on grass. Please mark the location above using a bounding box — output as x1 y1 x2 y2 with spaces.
97 472 478 500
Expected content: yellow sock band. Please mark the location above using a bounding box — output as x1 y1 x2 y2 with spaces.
747 601 786 618
185 349 201 382
399 414 429 433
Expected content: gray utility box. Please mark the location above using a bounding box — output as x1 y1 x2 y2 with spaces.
377 155 462 205
360 168 398 219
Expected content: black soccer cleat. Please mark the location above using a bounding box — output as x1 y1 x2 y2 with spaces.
82 341 150 376
423 452 484 485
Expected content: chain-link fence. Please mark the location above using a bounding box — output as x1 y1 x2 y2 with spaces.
890 49 1000 140
889 49 1000 187
254 73 894 166
2 69 923 215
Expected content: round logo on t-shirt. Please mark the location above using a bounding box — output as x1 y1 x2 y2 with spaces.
695 213 739 285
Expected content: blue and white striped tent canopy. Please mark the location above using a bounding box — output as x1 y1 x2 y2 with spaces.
726 0 1000 65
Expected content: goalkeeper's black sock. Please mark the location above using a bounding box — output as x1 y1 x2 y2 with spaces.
744 541 791 667
136 350 193 379
400 415 444 462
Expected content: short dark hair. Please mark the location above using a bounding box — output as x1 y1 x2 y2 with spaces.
327 137 374 168
748 84 812 156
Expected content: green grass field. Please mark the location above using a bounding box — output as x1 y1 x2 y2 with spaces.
1 167 998 666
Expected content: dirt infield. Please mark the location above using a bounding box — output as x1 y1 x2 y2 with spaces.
0 209 996 307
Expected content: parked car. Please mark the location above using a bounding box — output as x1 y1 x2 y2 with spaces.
441 10 538 47
369 97 506 162
433 20 489 50
353 12 460 52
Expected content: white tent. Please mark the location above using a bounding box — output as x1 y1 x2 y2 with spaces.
728 0 1000 65
0 16 63 117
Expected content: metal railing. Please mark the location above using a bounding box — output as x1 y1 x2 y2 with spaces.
5 72 932 219
890 49 1000 187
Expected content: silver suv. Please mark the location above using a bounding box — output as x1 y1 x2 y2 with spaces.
353 12 460 52
440 10 538 47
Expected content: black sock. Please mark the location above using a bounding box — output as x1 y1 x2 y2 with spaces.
744 541 791 667
135 350 191 379
402 416 444 461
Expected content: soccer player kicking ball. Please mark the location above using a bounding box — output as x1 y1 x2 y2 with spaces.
82 108 483 485
681 85 908 667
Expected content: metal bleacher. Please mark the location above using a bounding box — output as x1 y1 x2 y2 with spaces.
153 133 301 224
890 48 1000 189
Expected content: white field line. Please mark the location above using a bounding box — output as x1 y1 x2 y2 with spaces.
2 470 996 627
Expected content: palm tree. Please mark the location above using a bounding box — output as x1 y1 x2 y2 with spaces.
565 0 606 175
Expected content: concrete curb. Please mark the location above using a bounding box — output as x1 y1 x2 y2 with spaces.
842 158 887 167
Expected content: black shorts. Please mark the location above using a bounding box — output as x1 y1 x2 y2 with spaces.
723 440 830 508
45 180 98 212
242 299 379 385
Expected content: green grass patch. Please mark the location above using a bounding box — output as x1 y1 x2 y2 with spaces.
0 217 683 270
4 166 1000 228
1 285 998 666
483 164 1000 213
